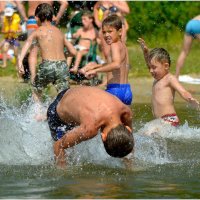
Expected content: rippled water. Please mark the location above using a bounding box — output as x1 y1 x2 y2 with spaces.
0 96 200 198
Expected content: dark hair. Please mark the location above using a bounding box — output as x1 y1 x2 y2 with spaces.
149 48 171 66
35 3 54 23
103 124 134 158
82 10 93 20
102 14 122 31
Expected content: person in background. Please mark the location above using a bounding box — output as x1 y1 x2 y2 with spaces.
176 15 200 77
1 6 21 69
65 10 98 74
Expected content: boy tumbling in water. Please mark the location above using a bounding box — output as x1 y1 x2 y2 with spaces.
47 86 134 168
138 38 199 132
79 14 132 106
18 3 69 119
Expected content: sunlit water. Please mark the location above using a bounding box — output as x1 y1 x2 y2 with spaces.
0 96 200 198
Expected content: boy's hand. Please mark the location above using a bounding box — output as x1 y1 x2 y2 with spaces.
137 38 149 54
79 62 97 74
18 59 25 74
85 70 97 79
188 97 200 110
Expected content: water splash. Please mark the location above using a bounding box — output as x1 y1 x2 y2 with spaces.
1 96 200 169
135 119 200 165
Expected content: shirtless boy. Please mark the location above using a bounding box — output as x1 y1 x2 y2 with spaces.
25 0 68 84
47 86 134 168
138 38 199 129
18 3 69 104
66 11 98 74
80 14 132 105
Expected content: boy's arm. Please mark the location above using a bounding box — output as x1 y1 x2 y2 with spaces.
55 0 68 25
14 1 28 21
18 32 37 73
169 75 200 109
72 29 81 39
137 38 149 67
64 38 77 56
84 43 121 77
54 123 98 168
121 107 133 131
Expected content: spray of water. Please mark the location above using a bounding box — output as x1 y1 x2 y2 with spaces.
1 96 200 169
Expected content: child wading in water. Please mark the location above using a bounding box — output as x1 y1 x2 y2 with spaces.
79 14 132 106
18 3 70 120
138 38 199 133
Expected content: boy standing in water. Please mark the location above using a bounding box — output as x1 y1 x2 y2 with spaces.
18 3 69 120
79 14 132 106
138 38 199 130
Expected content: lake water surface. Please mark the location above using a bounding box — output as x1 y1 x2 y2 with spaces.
0 97 200 198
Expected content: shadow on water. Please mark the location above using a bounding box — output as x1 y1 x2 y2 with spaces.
0 96 200 198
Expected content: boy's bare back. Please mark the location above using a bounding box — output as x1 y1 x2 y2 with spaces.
33 24 66 61
57 86 130 124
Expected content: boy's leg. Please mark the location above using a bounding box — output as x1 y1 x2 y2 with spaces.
176 34 193 77
2 41 9 68
54 61 70 92
13 45 23 81
70 50 88 73
13 43 19 68
66 56 73 67
29 45 38 84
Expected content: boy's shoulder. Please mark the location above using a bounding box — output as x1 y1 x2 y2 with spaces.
159 73 177 86
110 41 126 50
37 25 60 32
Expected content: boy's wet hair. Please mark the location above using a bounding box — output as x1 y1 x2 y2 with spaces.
82 10 94 20
35 3 54 23
149 48 171 66
102 14 122 31
103 124 134 158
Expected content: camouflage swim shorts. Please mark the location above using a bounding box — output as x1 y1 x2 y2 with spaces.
32 60 69 92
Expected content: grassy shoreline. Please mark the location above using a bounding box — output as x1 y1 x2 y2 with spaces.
0 76 200 106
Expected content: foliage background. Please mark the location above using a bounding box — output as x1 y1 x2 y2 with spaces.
126 1 200 42
1 1 200 77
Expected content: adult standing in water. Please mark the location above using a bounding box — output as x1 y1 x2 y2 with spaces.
176 15 200 77
47 86 134 168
